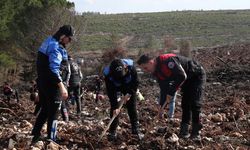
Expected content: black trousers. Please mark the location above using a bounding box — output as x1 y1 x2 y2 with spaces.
31 80 61 141
60 100 69 121
68 84 81 113
181 72 206 125
4 92 12 102
109 90 138 132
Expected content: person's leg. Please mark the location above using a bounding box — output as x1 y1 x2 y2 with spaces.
80 87 84 104
6 91 12 103
190 74 206 139
179 83 192 138
68 86 75 105
31 88 48 143
60 101 69 122
47 87 61 141
31 106 48 135
74 85 81 114
7 94 11 103
125 92 139 134
108 106 119 141
14 90 19 103
168 92 177 119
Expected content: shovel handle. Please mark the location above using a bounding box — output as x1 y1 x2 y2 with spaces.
98 93 131 142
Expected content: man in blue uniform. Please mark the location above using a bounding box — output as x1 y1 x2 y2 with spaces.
103 59 140 141
31 25 74 143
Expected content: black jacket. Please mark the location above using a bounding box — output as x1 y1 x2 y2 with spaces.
154 54 205 106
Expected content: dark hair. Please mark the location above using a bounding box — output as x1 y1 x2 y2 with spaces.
137 53 154 65
53 25 74 41
58 25 74 37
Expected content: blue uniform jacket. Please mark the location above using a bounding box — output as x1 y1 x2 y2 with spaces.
37 36 68 84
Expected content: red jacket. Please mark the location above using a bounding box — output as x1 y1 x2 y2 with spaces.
154 54 204 106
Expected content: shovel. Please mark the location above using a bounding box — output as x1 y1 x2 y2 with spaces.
98 93 131 142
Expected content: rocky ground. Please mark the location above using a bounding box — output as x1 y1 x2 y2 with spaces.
0 42 249 150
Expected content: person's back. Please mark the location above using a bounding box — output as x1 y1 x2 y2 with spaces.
69 60 82 87
60 58 71 86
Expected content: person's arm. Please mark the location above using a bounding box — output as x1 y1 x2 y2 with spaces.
58 82 68 100
47 44 65 84
79 68 83 81
48 45 68 100
157 78 175 119
158 81 170 106
160 57 187 97
158 92 173 119
129 66 139 93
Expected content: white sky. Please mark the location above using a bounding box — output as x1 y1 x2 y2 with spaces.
68 0 250 14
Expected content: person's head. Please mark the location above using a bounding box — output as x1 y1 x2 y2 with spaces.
137 54 156 73
110 59 127 80
53 25 74 45
76 58 84 65
68 55 73 61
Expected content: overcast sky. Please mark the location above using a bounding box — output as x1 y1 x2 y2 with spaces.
68 0 250 14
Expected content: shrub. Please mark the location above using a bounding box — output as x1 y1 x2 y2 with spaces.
0 53 15 68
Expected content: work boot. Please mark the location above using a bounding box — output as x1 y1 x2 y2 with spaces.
131 121 140 135
179 123 190 138
190 123 202 141
132 124 144 140
31 130 42 144
31 135 42 144
132 126 138 135
107 131 117 141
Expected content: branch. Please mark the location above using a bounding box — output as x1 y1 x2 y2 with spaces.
0 107 18 117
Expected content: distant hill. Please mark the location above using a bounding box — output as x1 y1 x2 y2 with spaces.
79 10 250 51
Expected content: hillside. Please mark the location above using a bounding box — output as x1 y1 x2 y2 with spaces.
80 10 250 51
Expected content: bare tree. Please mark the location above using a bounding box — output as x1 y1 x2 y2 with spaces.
20 6 86 57
15 6 87 81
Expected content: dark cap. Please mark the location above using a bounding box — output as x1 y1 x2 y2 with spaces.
110 59 126 80
58 25 74 37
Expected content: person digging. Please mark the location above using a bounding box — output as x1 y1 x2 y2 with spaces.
137 53 206 141
103 58 142 141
